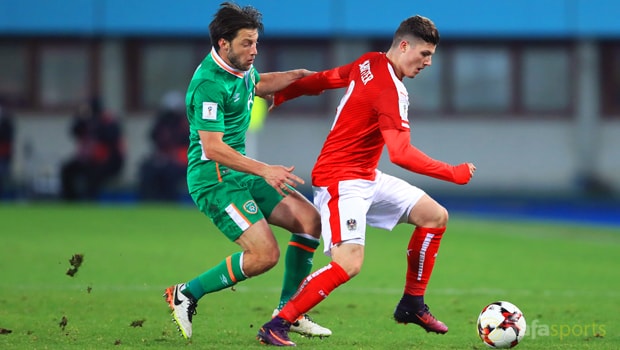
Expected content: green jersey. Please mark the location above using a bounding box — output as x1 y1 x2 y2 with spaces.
185 48 260 193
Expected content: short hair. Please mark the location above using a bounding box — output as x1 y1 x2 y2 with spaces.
209 2 264 50
391 15 440 47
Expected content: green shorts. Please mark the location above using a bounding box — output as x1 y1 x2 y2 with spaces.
190 170 286 241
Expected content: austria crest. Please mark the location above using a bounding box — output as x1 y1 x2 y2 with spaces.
346 218 357 231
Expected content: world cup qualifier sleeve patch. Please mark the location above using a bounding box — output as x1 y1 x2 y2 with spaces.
202 102 217 120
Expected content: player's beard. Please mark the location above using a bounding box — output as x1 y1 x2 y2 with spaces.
227 50 251 71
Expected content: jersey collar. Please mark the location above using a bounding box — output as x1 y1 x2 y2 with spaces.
211 47 246 79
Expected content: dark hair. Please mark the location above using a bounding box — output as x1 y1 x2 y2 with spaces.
392 15 440 47
209 2 264 50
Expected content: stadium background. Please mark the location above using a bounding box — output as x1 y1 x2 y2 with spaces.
1 0 619 222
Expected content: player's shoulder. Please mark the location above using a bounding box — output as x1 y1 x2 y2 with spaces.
355 52 390 75
191 58 231 89
188 77 226 105
356 51 385 63
194 58 221 79
351 52 392 85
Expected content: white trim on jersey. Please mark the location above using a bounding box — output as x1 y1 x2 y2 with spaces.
386 62 410 129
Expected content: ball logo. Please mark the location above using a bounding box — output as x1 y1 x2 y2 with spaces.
243 200 258 214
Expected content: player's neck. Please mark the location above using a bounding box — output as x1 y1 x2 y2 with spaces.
385 50 404 81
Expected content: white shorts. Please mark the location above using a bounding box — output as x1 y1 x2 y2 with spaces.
312 170 426 256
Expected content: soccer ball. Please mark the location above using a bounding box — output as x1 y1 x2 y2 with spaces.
477 301 526 348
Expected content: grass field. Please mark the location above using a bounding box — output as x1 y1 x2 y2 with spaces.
0 203 618 349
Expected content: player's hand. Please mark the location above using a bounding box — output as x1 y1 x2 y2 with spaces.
262 165 305 196
467 162 476 176
453 162 476 185
262 94 277 112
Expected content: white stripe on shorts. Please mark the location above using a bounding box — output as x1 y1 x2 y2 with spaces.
225 204 250 231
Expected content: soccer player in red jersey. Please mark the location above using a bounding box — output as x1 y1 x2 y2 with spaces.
257 15 476 346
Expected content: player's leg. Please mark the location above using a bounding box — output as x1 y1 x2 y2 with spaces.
279 242 361 320
258 245 356 346
258 181 369 345
280 180 371 307
397 194 449 333
164 220 277 338
268 190 321 307
164 180 278 338
364 171 448 334
256 182 331 337
403 194 448 296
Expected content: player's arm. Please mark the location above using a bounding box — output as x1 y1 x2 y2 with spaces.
198 130 304 195
255 69 315 98
272 63 354 106
381 126 475 185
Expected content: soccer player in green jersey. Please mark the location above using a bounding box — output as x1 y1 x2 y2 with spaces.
163 2 331 340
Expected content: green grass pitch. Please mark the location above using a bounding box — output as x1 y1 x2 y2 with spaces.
0 203 618 349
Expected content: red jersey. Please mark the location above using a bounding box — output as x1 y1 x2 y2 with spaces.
292 52 409 186
275 52 472 187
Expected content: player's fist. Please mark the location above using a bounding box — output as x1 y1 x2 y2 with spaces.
453 162 476 185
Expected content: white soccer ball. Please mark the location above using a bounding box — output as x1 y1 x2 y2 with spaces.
477 301 526 348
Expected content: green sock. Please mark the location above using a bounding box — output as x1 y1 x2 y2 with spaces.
278 234 320 309
184 252 247 300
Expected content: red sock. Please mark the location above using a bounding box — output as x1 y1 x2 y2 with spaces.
404 226 446 296
280 262 350 323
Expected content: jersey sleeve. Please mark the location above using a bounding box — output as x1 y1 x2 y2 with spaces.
190 80 226 133
273 62 354 106
381 127 472 184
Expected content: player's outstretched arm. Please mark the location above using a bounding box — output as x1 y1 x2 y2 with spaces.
272 64 352 107
382 128 476 185
198 130 302 196
256 69 314 98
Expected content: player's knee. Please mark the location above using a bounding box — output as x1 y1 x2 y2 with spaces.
424 205 449 228
291 210 321 239
261 249 280 270
306 211 322 238
339 259 362 278
246 248 280 276
297 205 321 236
438 206 449 227
332 247 364 278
